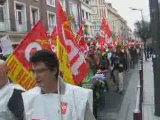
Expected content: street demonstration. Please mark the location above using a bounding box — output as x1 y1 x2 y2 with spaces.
0 0 146 120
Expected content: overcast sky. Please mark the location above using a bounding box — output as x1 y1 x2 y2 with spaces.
105 0 150 30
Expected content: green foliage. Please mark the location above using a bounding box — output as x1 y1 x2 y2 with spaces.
134 20 151 45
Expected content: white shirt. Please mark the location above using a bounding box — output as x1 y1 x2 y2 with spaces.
0 83 25 120
22 80 95 120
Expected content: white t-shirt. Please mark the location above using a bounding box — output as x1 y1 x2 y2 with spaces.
22 82 94 120
0 83 24 120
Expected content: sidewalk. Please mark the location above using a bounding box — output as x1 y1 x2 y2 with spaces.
117 65 139 120
142 59 160 120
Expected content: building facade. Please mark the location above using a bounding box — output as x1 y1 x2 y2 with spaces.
0 0 131 48
0 0 59 46
91 0 108 35
66 0 80 33
79 0 93 38
106 3 130 40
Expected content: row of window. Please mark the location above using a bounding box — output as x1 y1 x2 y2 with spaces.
91 0 105 5
35 0 56 7
99 0 105 5
99 8 106 18
90 0 98 5
82 10 91 21
0 0 56 32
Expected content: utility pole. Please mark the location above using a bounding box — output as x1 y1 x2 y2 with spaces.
149 0 160 116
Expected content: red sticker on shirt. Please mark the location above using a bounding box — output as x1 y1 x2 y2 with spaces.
61 102 68 115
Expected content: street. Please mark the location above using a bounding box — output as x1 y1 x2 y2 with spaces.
97 64 140 120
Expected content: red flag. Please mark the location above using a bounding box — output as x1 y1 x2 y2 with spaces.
100 17 112 39
50 26 57 52
98 35 105 51
50 26 57 45
56 0 89 85
76 24 89 56
6 20 51 89
13 20 51 70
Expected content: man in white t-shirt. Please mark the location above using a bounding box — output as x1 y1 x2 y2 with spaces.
0 59 25 120
22 50 95 120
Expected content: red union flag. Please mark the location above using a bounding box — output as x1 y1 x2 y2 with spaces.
6 21 51 90
76 24 89 56
98 35 106 51
100 17 112 40
50 26 57 52
56 0 89 85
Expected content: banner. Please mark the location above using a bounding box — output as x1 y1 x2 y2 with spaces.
0 35 13 56
76 24 89 56
100 17 112 39
56 37 74 84
50 26 74 84
56 0 89 85
6 21 51 90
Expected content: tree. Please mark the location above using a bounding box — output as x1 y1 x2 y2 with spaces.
134 20 151 47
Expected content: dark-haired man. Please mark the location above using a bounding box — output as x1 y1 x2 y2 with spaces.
22 49 95 120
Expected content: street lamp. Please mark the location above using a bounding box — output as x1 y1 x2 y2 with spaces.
130 7 144 72
130 8 144 21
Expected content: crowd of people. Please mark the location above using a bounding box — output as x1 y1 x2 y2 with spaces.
144 46 153 61
85 40 142 92
79 39 142 118
0 37 143 120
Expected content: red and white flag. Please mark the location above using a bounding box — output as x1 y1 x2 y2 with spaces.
6 20 51 90
56 0 89 85
50 26 57 52
100 17 112 40
76 24 89 56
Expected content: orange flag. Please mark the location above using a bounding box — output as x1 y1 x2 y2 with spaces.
6 20 51 90
56 0 89 85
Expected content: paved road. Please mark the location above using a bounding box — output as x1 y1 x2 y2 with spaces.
97 65 140 120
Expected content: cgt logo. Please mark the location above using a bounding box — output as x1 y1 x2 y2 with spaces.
61 102 68 115
25 42 42 62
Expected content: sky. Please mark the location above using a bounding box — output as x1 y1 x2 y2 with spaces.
105 0 150 30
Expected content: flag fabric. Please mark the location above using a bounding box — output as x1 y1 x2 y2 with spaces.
98 35 106 51
56 37 74 84
6 21 51 90
100 17 112 39
56 0 89 85
0 35 13 56
98 17 112 50
50 26 57 52
76 24 89 56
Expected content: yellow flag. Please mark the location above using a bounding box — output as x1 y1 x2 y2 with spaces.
56 37 74 84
